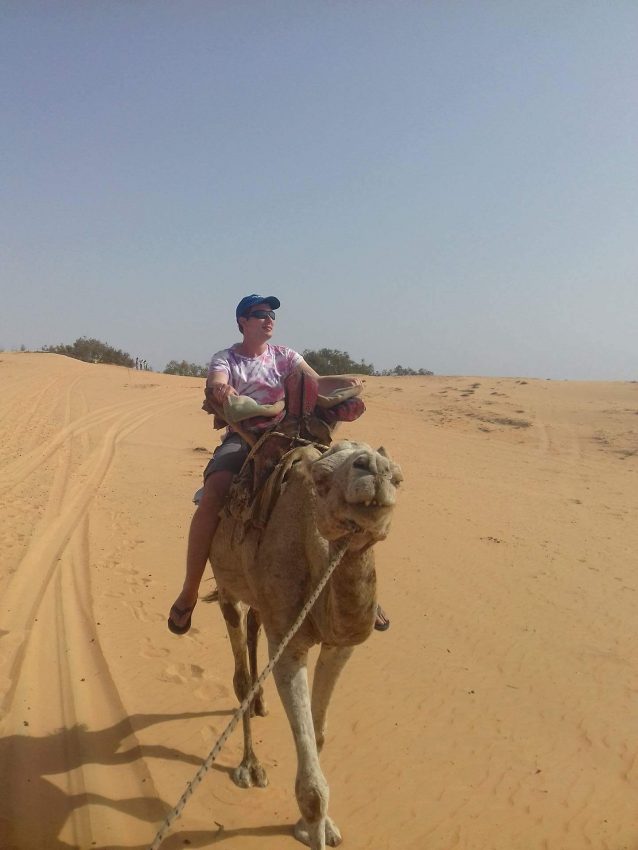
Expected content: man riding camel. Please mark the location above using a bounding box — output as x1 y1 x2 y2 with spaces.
167 294 390 634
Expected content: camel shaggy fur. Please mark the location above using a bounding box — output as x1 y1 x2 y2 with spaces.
209 439 403 850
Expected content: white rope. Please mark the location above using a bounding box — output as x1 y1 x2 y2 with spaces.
148 533 353 850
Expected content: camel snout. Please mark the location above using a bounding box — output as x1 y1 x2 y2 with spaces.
345 472 398 508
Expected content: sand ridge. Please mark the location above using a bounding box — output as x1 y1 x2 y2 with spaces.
1 352 637 849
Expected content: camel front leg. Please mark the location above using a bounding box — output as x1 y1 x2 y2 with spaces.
272 645 341 850
311 644 354 754
247 607 268 717
219 596 268 788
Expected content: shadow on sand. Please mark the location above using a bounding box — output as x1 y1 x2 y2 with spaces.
0 709 289 849
92 823 293 850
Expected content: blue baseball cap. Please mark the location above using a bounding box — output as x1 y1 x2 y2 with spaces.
235 294 281 320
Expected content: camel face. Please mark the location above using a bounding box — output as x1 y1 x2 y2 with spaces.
311 441 403 542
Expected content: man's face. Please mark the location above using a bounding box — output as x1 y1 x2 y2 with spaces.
240 302 276 340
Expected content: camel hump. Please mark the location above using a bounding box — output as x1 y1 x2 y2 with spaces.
226 434 322 533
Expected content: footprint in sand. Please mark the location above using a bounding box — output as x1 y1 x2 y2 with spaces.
122 599 151 622
111 562 136 577
193 685 216 702
195 681 232 705
125 574 143 586
140 639 169 659
160 662 206 684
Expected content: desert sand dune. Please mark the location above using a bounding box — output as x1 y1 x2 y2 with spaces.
1 352 637 850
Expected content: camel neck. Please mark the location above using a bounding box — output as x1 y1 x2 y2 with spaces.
317 545 377 645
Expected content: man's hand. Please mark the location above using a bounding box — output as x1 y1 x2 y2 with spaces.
209 382 239 405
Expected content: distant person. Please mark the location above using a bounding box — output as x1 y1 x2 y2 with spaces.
135 357 140 370
167 294 390 635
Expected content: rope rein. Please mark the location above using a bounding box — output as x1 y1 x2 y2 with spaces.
148 533 353 850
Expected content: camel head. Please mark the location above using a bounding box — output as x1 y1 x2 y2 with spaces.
310 440 403 545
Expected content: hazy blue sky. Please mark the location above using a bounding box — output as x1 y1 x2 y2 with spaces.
2 2 637 379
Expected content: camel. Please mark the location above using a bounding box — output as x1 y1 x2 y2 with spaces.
209 438 403 850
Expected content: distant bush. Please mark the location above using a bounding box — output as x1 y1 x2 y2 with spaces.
303 348 375 376
163 360 208 377
302 349 433 377
376 365 434 376
42 337 134 367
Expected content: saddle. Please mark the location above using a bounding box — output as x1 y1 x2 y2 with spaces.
202 371 366 535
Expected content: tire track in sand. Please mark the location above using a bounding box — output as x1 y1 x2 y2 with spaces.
0 384 188 847
0 393 178 494
1 513 163 849
0 375 63 447
0 375 71 471
0 393 191 711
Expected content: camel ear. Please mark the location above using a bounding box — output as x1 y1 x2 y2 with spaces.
390 462 404 486
377 446 402 484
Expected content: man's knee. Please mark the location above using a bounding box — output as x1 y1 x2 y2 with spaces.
199 470 235 510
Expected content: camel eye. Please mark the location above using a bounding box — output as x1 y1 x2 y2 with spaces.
353 456 369 470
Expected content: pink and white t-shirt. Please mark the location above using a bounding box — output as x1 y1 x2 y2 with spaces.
208 344 303 406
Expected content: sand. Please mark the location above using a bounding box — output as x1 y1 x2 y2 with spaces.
1 351 637 850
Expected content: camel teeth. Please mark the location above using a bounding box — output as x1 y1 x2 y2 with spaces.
364 499 371 506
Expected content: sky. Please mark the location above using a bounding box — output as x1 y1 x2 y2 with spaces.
2 1 637 379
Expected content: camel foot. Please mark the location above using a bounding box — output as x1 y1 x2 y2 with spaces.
251 691 268 717
294 816 342 847
325 817 343 847
232 757 268 789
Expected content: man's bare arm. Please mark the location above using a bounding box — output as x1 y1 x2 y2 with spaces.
206 371 238 404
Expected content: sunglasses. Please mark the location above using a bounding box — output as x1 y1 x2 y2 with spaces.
247 309 276 320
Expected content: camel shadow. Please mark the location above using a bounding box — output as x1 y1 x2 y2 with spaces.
91 823 292 850
0 709 235 850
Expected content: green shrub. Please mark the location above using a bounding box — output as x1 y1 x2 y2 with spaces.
302 348 374 376
42 337 134 367
163 360 208 377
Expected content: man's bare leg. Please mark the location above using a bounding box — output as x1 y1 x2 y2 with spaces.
168 469 234 633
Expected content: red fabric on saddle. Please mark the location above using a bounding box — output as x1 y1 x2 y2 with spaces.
284 370 318 417
317 397 366 424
